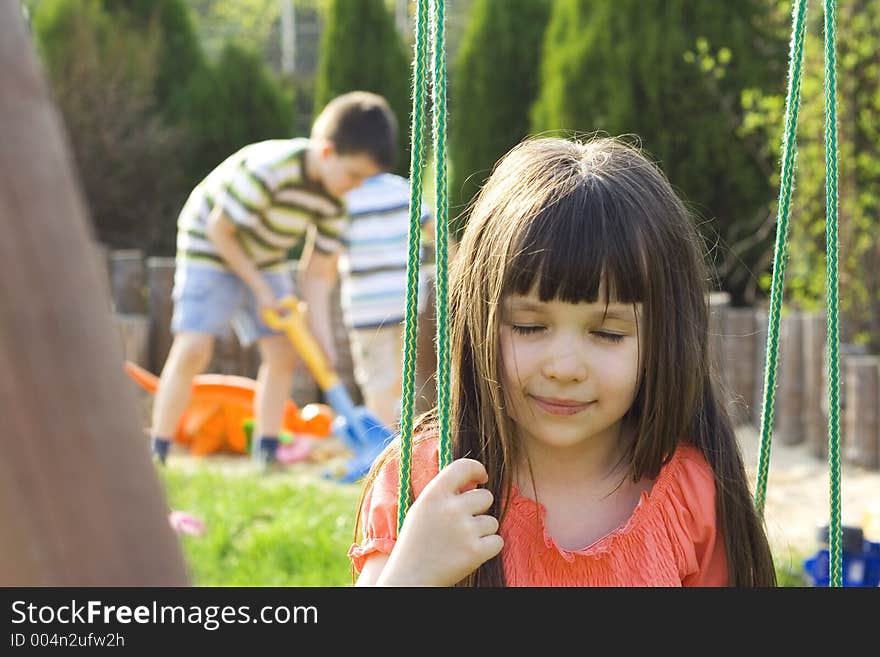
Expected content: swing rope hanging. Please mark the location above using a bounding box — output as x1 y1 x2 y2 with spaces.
753 0 843 587
397 0 451 533
395 0 845 587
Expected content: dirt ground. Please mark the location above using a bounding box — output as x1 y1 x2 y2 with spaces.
736 423 880 566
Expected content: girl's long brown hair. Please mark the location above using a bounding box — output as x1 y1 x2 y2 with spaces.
355 136 776 587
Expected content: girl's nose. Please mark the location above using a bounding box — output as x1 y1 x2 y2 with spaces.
541 340 588 382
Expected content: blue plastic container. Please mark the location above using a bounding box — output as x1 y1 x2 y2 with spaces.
803 524 880 587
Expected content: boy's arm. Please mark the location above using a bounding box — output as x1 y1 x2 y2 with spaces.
205 206 276 310
297 248 340 368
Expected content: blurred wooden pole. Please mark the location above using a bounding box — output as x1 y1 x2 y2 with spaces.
723 307 757 427
109 248 147 314
802 312 827 459
844 356 879 470
775 312 805 445
147 256 176 373
0 5 188 585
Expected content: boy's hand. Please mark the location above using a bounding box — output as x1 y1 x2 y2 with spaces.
376 458 503 586
254 284 279 316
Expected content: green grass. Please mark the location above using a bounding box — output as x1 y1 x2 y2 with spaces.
161 463 810 587
772 547 811 587
160 466 363 586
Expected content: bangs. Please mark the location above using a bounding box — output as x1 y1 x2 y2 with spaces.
504 179 648 304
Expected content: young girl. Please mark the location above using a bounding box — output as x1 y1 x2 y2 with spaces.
349 136 777 586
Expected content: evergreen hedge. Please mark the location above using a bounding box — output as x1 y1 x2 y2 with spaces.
448 0 550 236
532 0 788 304
313 0 412 175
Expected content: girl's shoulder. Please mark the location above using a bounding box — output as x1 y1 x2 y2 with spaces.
641 443 719 537
648 443 717 511
662 443 716 496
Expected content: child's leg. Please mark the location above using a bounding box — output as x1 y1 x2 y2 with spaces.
253 334 298 459
349 325 404 429
151 332 215 438
235 266 297 464
152 264 245 462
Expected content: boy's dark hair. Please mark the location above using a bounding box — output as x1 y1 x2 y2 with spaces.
312 91 398 170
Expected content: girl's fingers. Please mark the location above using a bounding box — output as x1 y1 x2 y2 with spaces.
457 487 494 515
473 513 500 538
478 533 504 562
432 458 489 494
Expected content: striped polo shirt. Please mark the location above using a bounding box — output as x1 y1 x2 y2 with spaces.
339 173 433 329
176 138 347 271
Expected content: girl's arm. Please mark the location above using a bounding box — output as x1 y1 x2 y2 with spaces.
354 554 391 586
354 458 503 587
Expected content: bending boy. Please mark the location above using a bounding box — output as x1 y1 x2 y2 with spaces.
150 91 398 467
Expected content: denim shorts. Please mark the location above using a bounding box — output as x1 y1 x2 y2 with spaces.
170 263 295 346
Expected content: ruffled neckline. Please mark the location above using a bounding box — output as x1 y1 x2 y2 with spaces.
504 447 688 562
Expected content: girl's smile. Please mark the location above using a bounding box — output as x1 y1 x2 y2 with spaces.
528 394 594 416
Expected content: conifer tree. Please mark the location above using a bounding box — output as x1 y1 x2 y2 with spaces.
449 0 550 235
532 0 786 303
314 0 411 174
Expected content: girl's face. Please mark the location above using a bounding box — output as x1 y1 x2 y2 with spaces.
499 287 642 456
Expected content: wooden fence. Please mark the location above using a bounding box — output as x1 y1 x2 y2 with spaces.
101 247 879 471
709 293 879 470
99 246 440 423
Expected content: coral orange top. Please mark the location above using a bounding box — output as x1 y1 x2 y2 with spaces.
349 438 729 586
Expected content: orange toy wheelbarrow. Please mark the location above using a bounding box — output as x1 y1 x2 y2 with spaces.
124 360 333 456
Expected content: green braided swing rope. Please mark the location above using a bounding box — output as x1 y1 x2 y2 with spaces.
430 0 452 472
753 0 807 520
821 0 842 589
397 0 451 532
754 0 842 586
396 0 430 534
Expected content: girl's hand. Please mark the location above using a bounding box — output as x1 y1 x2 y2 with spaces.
376 458 503 586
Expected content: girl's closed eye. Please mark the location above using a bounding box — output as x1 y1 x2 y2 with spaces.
511 324 545 336
592 330 626 343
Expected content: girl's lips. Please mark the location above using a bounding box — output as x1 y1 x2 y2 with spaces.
529 395 593 416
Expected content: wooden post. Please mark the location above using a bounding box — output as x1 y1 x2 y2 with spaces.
116 314 151 368
823 342 868 450
844 355 879 470
93 241 111 303
802 312 828 459
147 256 176 374
207 329 238 374
721 306 756 426
0 6 188 585
775 312 805 445
238 342 260 379
109 248 147 314
752 307 768 428
707 292 728 405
